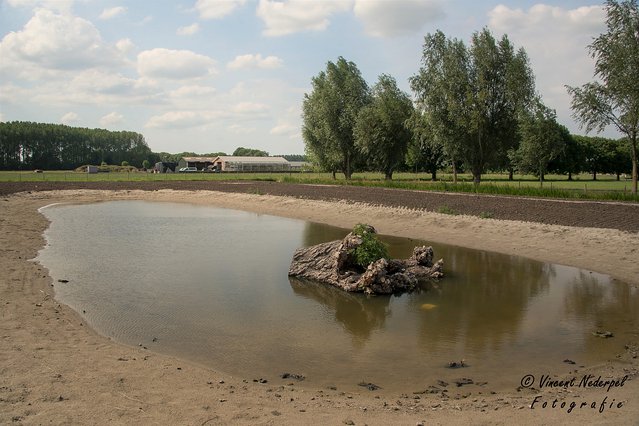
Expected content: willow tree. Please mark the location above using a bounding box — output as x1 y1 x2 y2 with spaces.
411 29 536 184
566 0 639 193
302 57 370 179
354 74 413 180
410 31 469 183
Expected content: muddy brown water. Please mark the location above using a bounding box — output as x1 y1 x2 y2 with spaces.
37 200 638 393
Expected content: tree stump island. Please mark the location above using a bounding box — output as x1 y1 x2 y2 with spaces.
288 224 444 295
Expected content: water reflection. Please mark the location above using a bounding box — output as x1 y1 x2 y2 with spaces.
410 254 554 355
563 271 639 346
289 277 391 347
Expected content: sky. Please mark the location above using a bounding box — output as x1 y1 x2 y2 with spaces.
0 0 613 155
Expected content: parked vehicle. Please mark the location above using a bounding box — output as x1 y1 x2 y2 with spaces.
178 167 198 173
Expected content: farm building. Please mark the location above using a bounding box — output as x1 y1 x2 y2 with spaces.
211 156 291 172
289 161 311 172
177 157 218 171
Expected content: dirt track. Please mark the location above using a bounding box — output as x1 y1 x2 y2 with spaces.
2 180 638 232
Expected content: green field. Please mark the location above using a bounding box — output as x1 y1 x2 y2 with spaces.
0 170 636 202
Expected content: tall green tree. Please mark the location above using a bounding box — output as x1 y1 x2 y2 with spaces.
405 111 445 180
410 31 469 183
232 147 269 157
509 101 567 182
354 74 413 180
548 132 584 180
566 0 639 193
411 29 536 184
302 57 371 179
465 29 536 183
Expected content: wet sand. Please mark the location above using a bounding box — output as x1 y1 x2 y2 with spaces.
1 189 638 425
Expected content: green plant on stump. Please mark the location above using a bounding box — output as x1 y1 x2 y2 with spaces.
350 224 389 268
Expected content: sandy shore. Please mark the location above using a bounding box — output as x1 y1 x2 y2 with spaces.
2 189 638 425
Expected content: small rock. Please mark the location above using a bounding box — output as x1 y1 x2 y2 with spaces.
358 382 381 391
343 420 355 425
454 378 474 387
593 331 614 338
281 372 305 381
57 279 69 283
563 359 576 364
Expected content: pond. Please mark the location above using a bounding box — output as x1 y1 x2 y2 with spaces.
37 200 639 393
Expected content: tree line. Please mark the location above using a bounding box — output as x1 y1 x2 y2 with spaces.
0 121 153 170
0 121 308 170
302 0 638 192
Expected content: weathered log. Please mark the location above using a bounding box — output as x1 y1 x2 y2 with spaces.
288 227 443 294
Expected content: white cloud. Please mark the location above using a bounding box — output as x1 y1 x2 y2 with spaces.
0 9 123 76
227 54 283 70
257 0 352 37
146 101 269 130
99 112 124 127
145 111 219 129
0 112 5 122
353 0 444 37
228 124 255 134
137 48 217 80
269 122 296 136
138 15 153 25
169 85 216 99
177 23 200 36
6 0 74 12
195 0 246 20
99 6 127 20
489 4 604 34
61 112 79 124
232 102 269 114
18 70 162 108
487 4 606 133
116 38 134 54
70 70 139 95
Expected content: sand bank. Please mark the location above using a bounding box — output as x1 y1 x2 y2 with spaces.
1 189 637 425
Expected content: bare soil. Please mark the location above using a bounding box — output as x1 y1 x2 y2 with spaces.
1 180 638 232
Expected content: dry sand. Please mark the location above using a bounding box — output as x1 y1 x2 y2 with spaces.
1 189 638 425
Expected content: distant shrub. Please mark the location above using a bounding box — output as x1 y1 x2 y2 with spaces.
121 161 129 167
479 211 494 219
350 224 389 268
